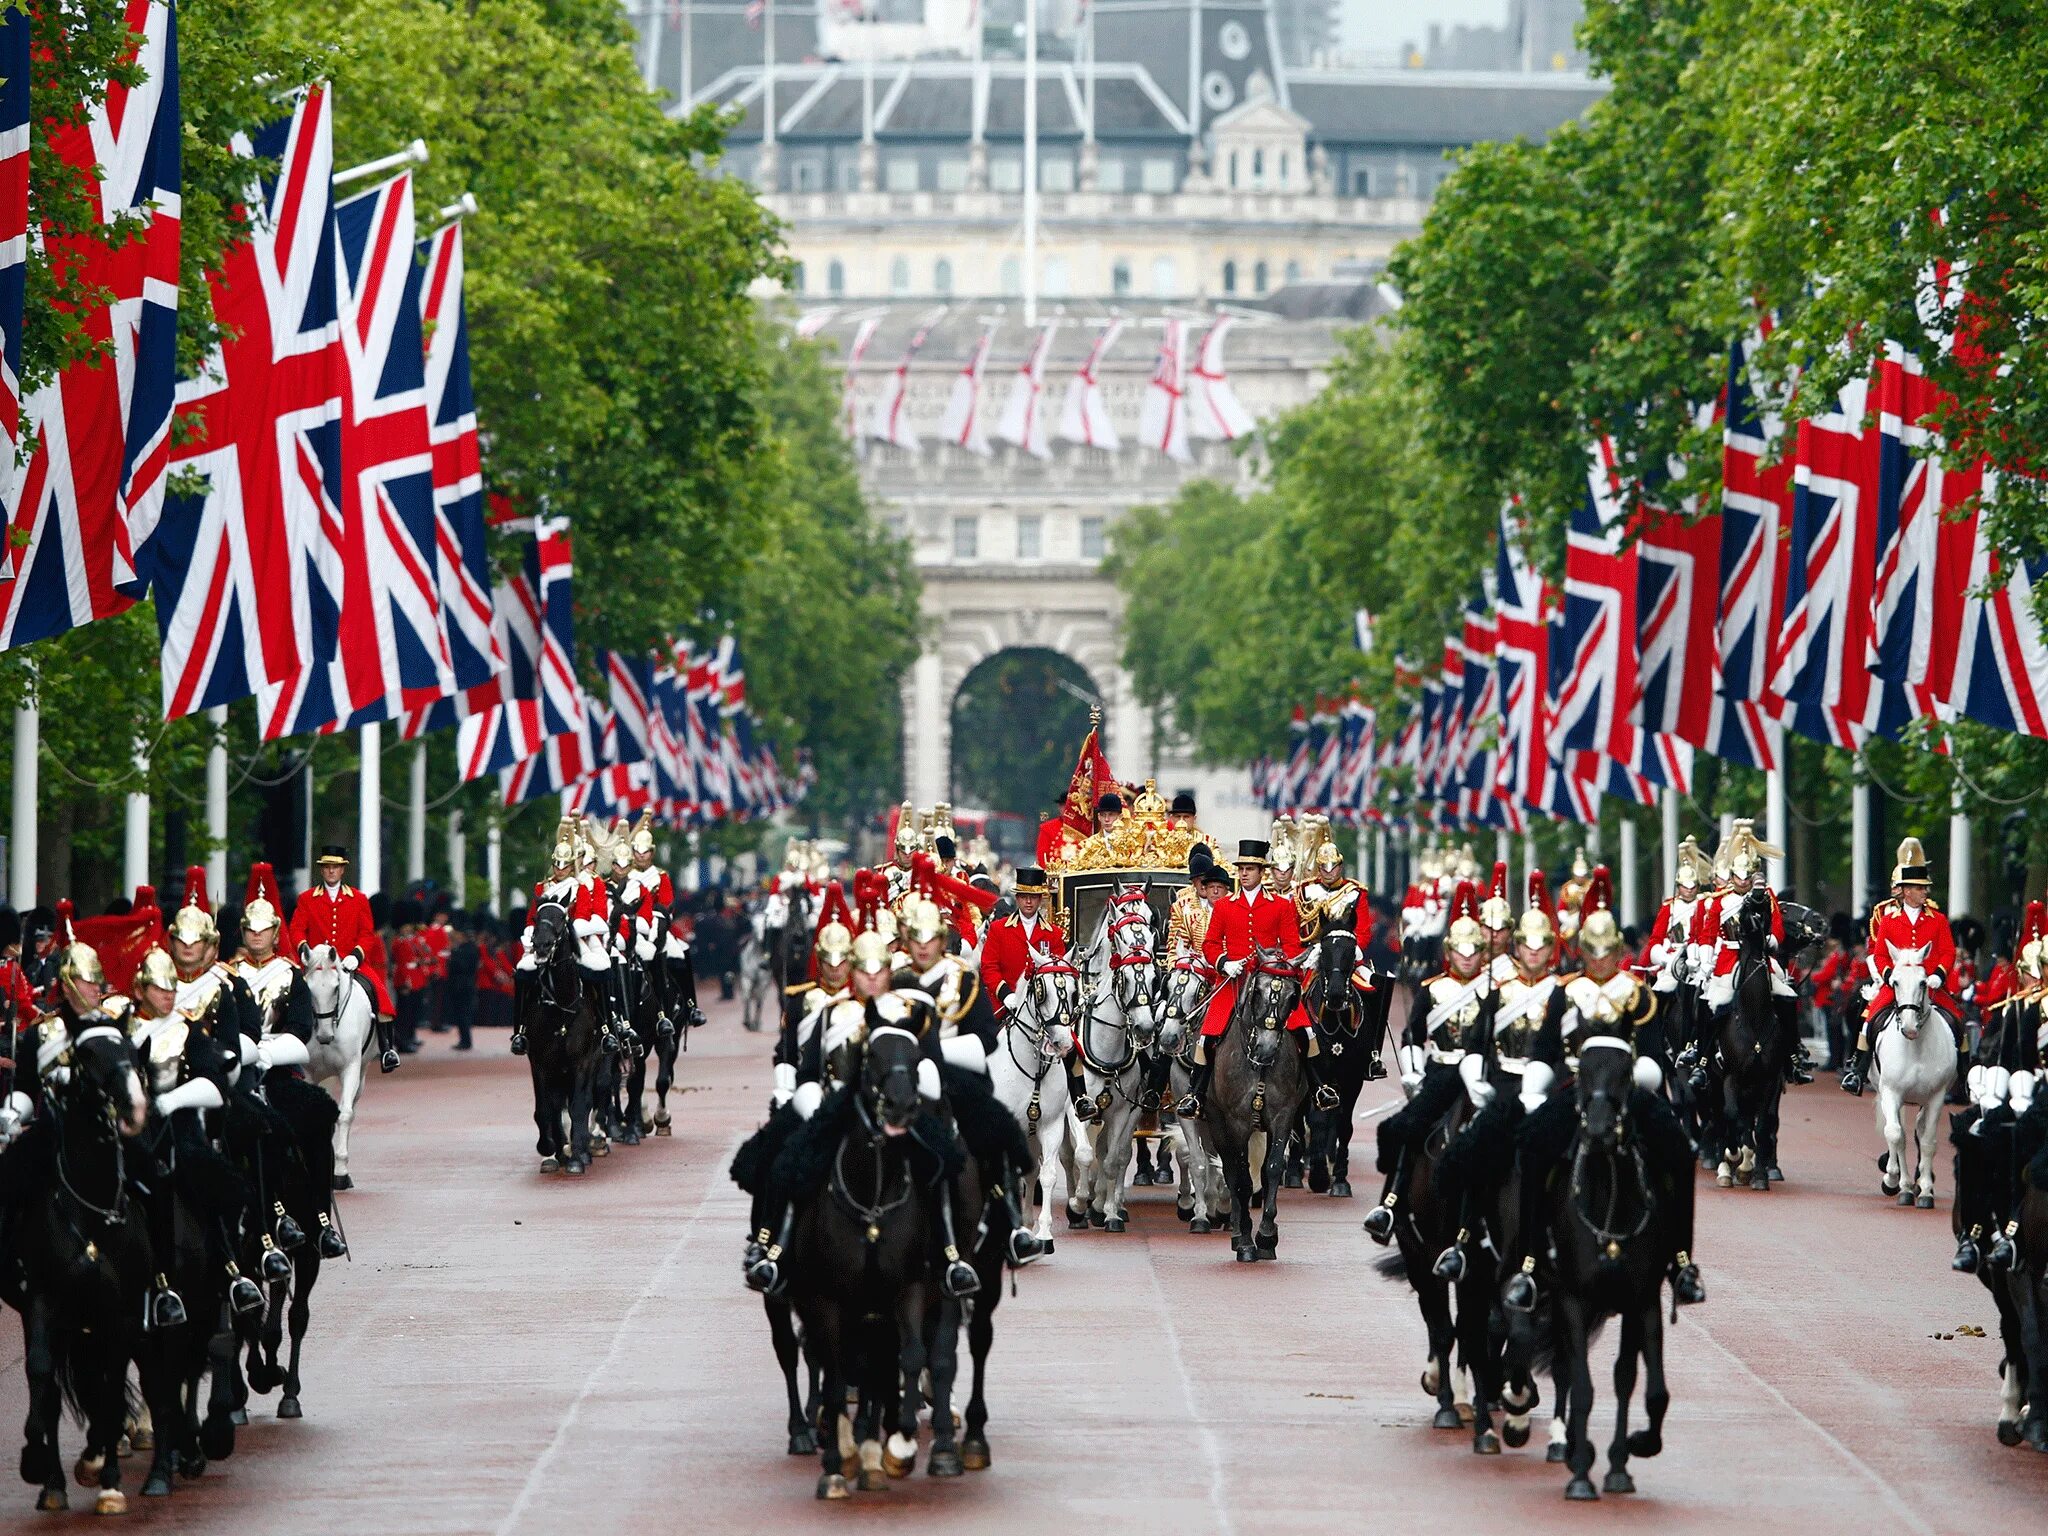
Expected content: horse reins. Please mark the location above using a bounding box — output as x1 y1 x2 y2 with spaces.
834 1089 914 1246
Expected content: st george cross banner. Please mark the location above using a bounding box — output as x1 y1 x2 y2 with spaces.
0 6 25 535
1 0 180 651
155 82 340 719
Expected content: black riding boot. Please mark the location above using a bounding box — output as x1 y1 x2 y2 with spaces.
1068 1056 1099 1123
1298 1030 1339 1112
316 1207 348 1259
1000 1161 1044 1266
1954 1223 1983 1274
1176 1047 1214 1119
745 1204 795 1295
1839 1034 1873 1097
938 1186 981 1298
1363 1147 1404 1244
375 1011 400 1074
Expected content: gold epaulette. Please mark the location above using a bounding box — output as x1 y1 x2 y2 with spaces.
783 981 815 997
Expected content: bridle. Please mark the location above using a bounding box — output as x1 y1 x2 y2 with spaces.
303 948 361 1041
1313 927 1363 1042
834 1043 919 1246
1567 1061 1653 1262
50 1037 134 1237
529 901 584 1019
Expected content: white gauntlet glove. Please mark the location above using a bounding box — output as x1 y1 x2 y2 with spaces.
917 1058 941 1102
771 1061 797 1107
341 952 360 972
155 1078 225 1117
260 1035 310 1073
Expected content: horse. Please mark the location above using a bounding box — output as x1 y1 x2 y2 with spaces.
1520 1040 1672 1501
1709 888 1787 1191
1301 914 1389 1198
738 909 774 1033
4 1026 152 1514
785 1026 948 1500
2007 1162 2048 1453
984 948 1079 1251
1373 1064 1477 1432
1209 946 1309 1261
300 943 377 1190
1159 953 1229 1232
1068 886 1162 1233
517 897 607 1175
1869 942 1958 1208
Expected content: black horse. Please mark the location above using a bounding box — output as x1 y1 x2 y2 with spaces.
1373 1067 1475 1432
783 1028 952 1499
1709 887 1787 1190
1211 947 1310 1261
240 1075 340 1423
1518 1042 1671 1502
518 898 607 1175
3 1028 153 1513
1301 919 1391 1198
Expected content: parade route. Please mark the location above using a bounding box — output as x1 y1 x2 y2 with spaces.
4 994 2043 1535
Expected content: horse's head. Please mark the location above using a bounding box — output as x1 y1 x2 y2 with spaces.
1733 886 1775 944
1576 1038 1636 1148
64 1025 150 1138
862 1024 924 1135
1888 941 1932 1039
1240 944 1303 1066
1161 955 1208 1030
528 900 571 970
1020 951 1081 1030
1315 925 1360 1028
298 942 346 1043
1103 888 1160 1044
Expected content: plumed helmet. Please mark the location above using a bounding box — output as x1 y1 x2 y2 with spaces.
1417 848 1443 881
1724 819 1782 881
1453 844 1479 881
899 893 947 945
58 940 105 991
136 946 178 993
169 865 216 947
550 816 575 869
1314 839 1343 873
1516 870 1556 949
630 809 656 856
242 862 284 935
813 881 857 971
1577 867 1622 958
1445 879 1484 958
850 929 893 976
1673 836 1705 891
1478 859 1511 930
1892 835 1932 888
893 802 921 853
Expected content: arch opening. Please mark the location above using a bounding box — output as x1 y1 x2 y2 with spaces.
949 647 1102 829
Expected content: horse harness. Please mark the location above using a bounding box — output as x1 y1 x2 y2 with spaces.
833 1085 915 1248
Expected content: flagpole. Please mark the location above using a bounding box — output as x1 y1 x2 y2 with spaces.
9 701 36 906
205 706 229 899
1949 786 1972 918
1617 815 1639 927
1850 772 1871 913
681 0 693 104
762 0 777 183
486 822 503 915
447 808 467 905
1660 785 1678 891
1023 0 1038 327
407 741 428 884
360 723 383 895
124 742 150 896
1765 763 1788 893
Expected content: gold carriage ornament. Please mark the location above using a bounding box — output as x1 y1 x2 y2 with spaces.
1043 777 1220 941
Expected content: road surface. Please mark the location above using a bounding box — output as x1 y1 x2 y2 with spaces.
2 994 2041 1533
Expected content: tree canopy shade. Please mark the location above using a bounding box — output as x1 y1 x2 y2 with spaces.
950 649 1097 821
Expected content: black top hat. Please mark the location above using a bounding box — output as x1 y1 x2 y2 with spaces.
1195 860 1233 888
934 834 957 861
1234 839 1271 865
1170 791 1198 815
1013 867 1049 895
316 844 350 864
1095 791 1124 814
1187 842 1216 877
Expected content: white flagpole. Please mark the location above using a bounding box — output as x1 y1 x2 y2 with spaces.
448 808 467 905
1023 0 1038 326
9 702 36 906
1765 764 1788 892
407 741 428 884
1660 785 1679 891
1618 816 1639 928
486 822 503 916
763 0 777 169
1949 786 1972 917
124 742 150 895
205 706 229 899
682 0 693 104
360 723 383 895
333 140 428 187
1851 775 1871 912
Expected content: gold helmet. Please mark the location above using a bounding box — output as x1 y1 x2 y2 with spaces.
1445 881 1485 959
899 893 947 945
893 802 921 855
1418 848 1443 882
1892 835 1932 888
629 809 656 857
1577 866 1621 959
58 939 105 991
1313 839 1343 874
168 865 216 947
1478 860 1511 931
1453 843 1479 881
850 929 893 976
1571 847 1590 880
242 861 284 935
1723 819 1782 882
550 816 575 870
1673 836 1706 892
136 946 178 993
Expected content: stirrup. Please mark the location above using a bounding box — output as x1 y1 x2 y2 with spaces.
1987 1228 2018 1272
1432 1243 1467 1283
1314 1084 1341 1112
1071 1096 1100 1123
380 1049 401 1074
1362 1201 1395 1244
944 1258 981 1298
1175 1092 1203 1119
1671 1258 1705 1305
228 1269 264 1317
151 1277 187 1331
1006 1228 1045 1267
509 1031 527 1057
1504 1259 1538 1313
657 1014 676 1043
744 1255 785 1296
259 1237 292 1283
273 1202 305 1251
316 1213 348 1260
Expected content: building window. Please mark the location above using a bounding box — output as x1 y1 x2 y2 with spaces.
937 157 970 192
1254 259 1268 294
953 516 979 560
1228 149 1239 188
1000 255 1022 295
828 258 845 295
1284 258 1301 285
1016 514 1042 560
793 156 824 191
1112 258 1132 296
990 156 1023 192
1351 166 1373 196
1394 165 1414 196
1041 156 1075 192
1141 156 1176 193
933 257 953 294
1096 156 1127 192
1151 255 1177 296
791 261 806 293
1043 255 1070 297
1279 150 1290 185
837 158 862 191
890 255 911 294
1080 516 1106 561
1252 147 1264 182
885 156 920 193
1221 259 1237 294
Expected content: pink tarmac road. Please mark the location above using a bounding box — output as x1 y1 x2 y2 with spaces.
2 993 2043 1534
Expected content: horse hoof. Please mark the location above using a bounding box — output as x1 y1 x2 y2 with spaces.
857 1468 889 1492
1308 1168 1331 1195
882 1450 914 1479
961 1437 991 1470
1626 1430 1662 1458
1330 1180 1353 1198
1474 1430 1501 1455
201 1416 236 1462
176 1450 205 1480
591 1141 610 1158
277 1398 302 1421
1456 1402 1475 1426
1565 1477 1599 1501
1235 1247 1257 1263
788 1431 817 1456
1067 1211 1089 1231
1087 1209 1108 1229
1916 1193 1934 1210
1997 1421 2022 1447
1190 1217 1212 1234
230 1408 249 1427
140 1474 170 1498
1546 1443 1567 1464
929 1449 964 1478
37 1489 67 1512
331 1173 353 1191
95 1489 127 1515
1767 1165 1783 1182
126 1429 151 1456
1896 1189 1914 1207
1503 1420 1531 1448
1282 1171 1302 1189
563 1160 587 1177
1432 1408 1463 1430
540 1157 559 1174
1715 1172 1733 1188
1602 1470 1636 1494
817 1474 849 1500
1042 1238 1054 1255
74 1456 101 1485
1750 1174 1770 1192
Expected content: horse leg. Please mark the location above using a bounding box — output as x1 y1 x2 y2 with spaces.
653 1039 677 1134
278 1260 314 1419
1603 1307 1642 1493
768 1300 813 1455
1560 1294 1599 1500
927 1297 964 1476
1255 1117 1287 1257
1629 1299 1669 1460
888 1290 928 1476
566 1055 595 1174
1459 1274 1501 1454
23 1296 67 1509
1097 1092 1140 1229
333 1057 363 1189
2015 1270 2048 1451
1878 1085 1907 1199
1222 1140 1256 1259
1034 1110 1066 1247
813 1314 850 1499
1914 1090 1942 1207
1330 1080 1362 1197
1420 1280 1461 1429
962 1292 995 1469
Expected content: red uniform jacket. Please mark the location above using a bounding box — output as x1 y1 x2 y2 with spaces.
979 913 1066 1014
1699 886 1785 977
1200 887 1310 1037
421 920 451 981
393 932 434 995
1865 899 1959 1020
1978 957 2018 1012
290 883 393 1016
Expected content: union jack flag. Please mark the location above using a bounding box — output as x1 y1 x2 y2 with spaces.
1280 705 1312 812
155 80 338 719
456 519 575 783
1301 696 1340 813
1493 508 1552 819
2 0 181 651
0 6 25 530
1948 473 2048 738
1459 586 1518 831
604 648 655 766
417 220 500 696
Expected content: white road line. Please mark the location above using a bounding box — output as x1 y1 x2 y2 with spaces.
1683 1315 1938 1536
1141 1241 1237 1536
495 1133 743 1536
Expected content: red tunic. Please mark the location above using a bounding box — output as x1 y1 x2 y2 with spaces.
1200 887 1310 1037
1701 886 1785 977
421 920 451 981
979 913 1066 1013
1865 899 1959 1020
1978 957 2018 1012
290 883 393 1015
393 933 434 995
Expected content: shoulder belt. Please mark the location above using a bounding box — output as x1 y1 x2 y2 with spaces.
1494 977 1556 1030
1424 974 1489 1030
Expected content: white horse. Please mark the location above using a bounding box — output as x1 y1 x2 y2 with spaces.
1872 943 1958 1208
300 942 378 1190
737 908 773 1033
1066 887 1163 1233
986 950 1080 1251
1159 954 1228 1232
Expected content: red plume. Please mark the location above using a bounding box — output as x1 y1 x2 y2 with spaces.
2024 900 2048 951
1583 865 1614 918
180 864 210 914
1488 859 1508 908
132 884 159 918
852 868 888 931
1449 879 1479 927
1526 870 1551 922
54 898 77 946
244 861 283 911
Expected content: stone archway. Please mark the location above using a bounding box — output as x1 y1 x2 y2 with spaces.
949 648 1103 820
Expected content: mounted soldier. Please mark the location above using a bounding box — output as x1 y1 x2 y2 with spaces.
1689 821 1802 1077
290 844 397 1072
512 818 580 1056
1646 837 1709 994
979 865 1078 1117
1841 836 1962 1095
1478 860 1514 982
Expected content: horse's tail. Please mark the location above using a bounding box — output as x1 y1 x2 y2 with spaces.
1373 1251 1409 1282
50 1325 141 1427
